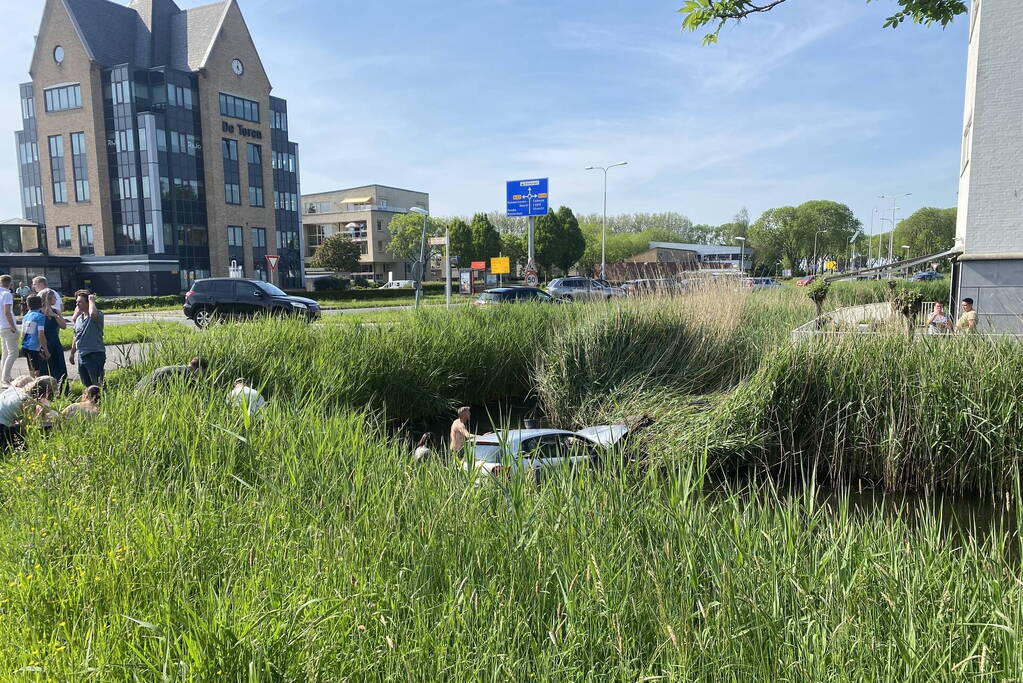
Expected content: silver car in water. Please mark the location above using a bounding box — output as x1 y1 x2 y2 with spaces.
546 277 625 302
465 426 632 482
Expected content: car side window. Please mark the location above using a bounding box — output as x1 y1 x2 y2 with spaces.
233 281 260 298
208 280 233 295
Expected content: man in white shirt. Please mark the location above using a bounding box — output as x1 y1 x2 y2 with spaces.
32 276 61 313
226 378 266 418
0 275 19 386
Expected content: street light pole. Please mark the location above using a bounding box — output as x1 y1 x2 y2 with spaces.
585 161 628 280
736 237 747 275
410 207 429 309
444 222 451 308
812 229 826 276
879 192 911 265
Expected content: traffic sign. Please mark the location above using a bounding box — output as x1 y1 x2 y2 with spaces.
491 257 510 275
506 178 549 217
428 236 447 246
265 254 280 272
524 259 539 287
470 261 487 271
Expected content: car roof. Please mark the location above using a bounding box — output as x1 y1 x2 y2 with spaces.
475 428 576 446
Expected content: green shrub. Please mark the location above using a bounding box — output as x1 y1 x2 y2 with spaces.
313 276 349 291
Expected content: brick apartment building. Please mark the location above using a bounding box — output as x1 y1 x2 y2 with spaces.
10 0 302 295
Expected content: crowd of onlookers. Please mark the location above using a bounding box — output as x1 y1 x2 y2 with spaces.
0 274 265 450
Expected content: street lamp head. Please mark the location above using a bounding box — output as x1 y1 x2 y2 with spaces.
736 236 746 242
409 207 429 216
901 245 911 249
585 166 596 170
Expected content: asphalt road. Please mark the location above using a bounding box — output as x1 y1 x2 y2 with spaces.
103 305 415 327
8 343 146 383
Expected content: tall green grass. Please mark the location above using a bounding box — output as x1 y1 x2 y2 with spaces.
1 383 1020 677
689 335 1023 494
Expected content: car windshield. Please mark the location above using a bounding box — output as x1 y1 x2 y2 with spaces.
480 292 501 301
474 443 503 463
255 281 287 297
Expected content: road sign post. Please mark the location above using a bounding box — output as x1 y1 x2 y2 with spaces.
507 178 549 284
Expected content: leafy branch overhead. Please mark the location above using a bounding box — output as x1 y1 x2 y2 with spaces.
679 0 968 44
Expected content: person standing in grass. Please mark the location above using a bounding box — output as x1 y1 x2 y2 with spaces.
0 275 20 386
136 356 208 389
20 295 49 376
69 290 105 387
32 276 61 313
926 301 953 335
449 406 477 459
38 289 68 388
957 298 979 334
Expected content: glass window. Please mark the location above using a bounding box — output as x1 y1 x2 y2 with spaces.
78 224 94 255
219 93 260 123
48 135 67 204
56 226 72 249
70 132 90 202
228 226 244 247
44 84 82 112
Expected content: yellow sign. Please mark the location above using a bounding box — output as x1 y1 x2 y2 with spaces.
825 260 837 271
491 257 511 275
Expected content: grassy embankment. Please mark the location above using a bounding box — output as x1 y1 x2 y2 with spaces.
4 280 1021 677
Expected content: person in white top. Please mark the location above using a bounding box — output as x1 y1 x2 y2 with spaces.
32 276 61 313
413 433 435 461
226 378 266 418
0 274 20 386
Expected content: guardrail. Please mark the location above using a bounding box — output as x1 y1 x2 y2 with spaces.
792 301 941 342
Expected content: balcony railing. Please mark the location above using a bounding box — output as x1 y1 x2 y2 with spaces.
303 204 412 216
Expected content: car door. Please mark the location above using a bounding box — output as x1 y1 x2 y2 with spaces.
232 280 265 318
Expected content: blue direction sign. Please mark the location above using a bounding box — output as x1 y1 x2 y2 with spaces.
506 178 549 217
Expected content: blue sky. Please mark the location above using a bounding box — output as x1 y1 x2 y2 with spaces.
1 0 968 233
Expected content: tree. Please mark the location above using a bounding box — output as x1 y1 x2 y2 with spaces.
534 210 563 276
894 207 956 258
797 200 861 270
448 218 475 266
386 213 444 262
680 0 967 44
501 232 527 272
748 206 804 272
555 207 586 274
311 233 362 274
470 213 502 262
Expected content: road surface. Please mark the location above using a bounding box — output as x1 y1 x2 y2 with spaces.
103 305 421 327
8 344 146 383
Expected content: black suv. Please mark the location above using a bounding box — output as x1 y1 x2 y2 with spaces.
184 278 321 328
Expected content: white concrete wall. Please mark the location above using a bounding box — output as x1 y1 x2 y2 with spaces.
956 0 1023 255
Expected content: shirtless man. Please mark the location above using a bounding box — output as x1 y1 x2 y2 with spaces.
449 406 477 458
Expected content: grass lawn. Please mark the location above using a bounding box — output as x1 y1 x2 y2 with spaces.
55 321 193 348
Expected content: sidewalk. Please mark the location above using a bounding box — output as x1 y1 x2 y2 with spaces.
4 344 147 384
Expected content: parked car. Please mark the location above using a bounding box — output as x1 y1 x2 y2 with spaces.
795 275 817 286
546 277 625 301
473 287 555 306
911 271 945 281
184 278 321 328
466 425 633 482
742 277 783 290
380 280 415 290
621 279 688 296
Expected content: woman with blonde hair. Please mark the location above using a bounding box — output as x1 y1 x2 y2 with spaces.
37 288 68 388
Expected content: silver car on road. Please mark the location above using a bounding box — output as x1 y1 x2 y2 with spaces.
547 277 625 302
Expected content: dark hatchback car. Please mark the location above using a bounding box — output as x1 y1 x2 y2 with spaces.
473 286 556 306
184 278 321 328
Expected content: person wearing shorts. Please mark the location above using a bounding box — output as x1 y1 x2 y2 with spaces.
20 295 49 376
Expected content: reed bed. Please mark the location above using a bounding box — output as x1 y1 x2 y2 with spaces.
691 335 1023 494
0 384 1020 678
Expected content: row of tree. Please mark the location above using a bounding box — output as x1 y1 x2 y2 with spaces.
313 203 957 278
